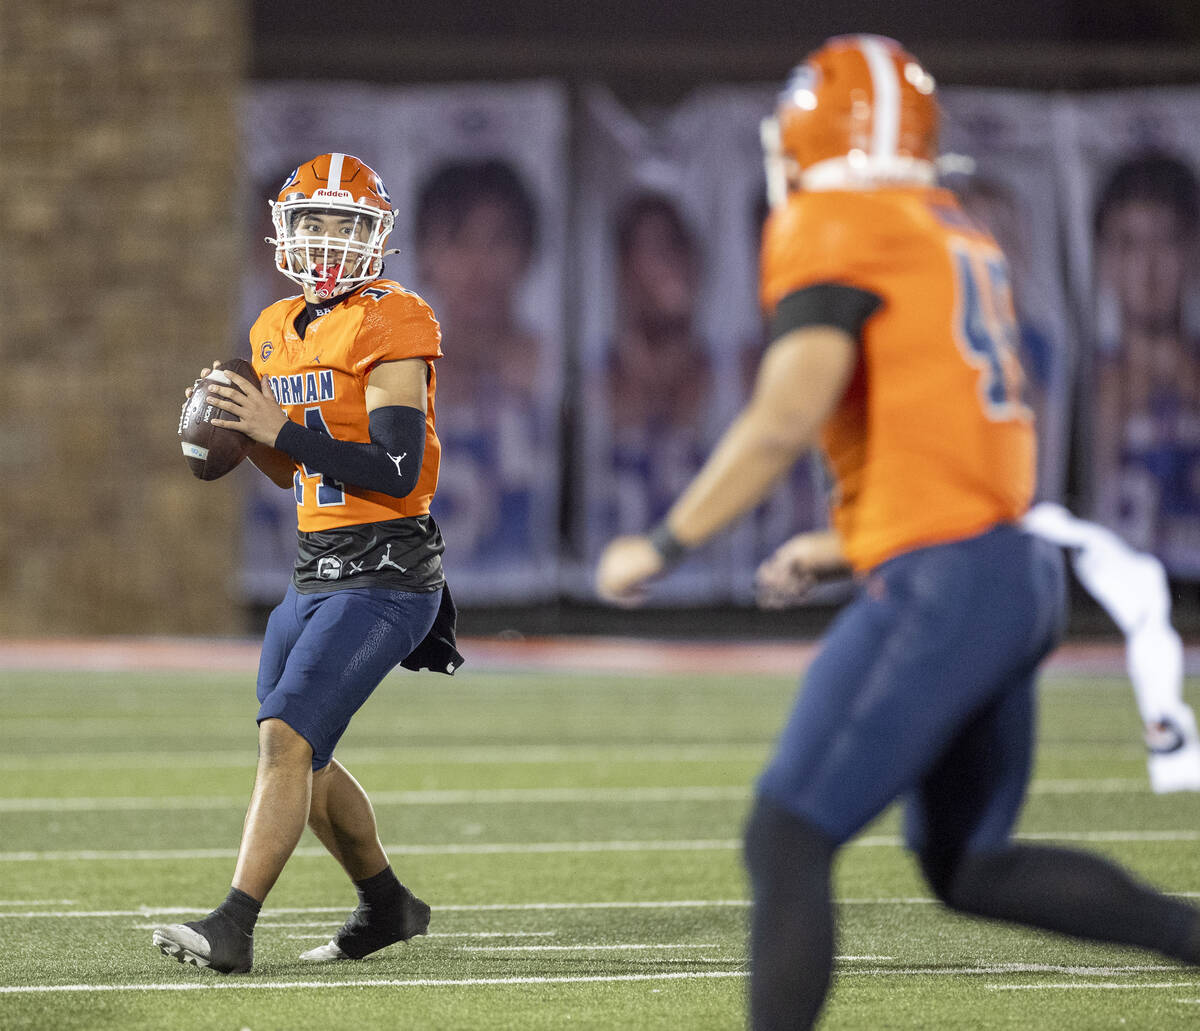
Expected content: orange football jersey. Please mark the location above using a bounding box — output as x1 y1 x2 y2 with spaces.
760 187 1035 572
250 281 443 533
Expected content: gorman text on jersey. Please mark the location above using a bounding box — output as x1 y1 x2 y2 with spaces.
267 370 337 406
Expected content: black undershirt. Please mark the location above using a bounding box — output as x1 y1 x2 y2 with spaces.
294 289 357 339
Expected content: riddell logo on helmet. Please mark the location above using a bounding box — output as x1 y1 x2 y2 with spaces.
313 188 353 201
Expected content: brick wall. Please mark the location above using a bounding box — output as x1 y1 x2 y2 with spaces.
0 2 247 634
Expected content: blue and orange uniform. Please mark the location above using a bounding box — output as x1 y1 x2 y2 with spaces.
737 36 1200 1031
755 179 1062 852
251 281 460 770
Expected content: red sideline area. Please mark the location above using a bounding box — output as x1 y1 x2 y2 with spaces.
0 636 1170 676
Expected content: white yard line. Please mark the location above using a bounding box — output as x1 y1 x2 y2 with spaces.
460 943 719 952
3 829 1199 865
854 830 1200 847
284 931 558 940
0 786 751 812
0 744 768 772
0 971 750 994
210 925 558 936
991 980 1200 991
11 893 1200 922
0 741 1156 772
129 923 558 937
3 900 754 919
0 840 742 863
0 899 76 906
0 964 1187 996
0 778 1153 813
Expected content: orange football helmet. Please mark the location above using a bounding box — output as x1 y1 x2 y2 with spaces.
270 153 397 298
762 35 939 204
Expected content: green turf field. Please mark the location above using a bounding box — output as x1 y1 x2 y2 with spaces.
1 658 1198 1029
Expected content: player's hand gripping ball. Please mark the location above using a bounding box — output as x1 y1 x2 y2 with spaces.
178 359 261 480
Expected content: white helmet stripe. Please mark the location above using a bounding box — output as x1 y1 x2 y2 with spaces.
857 36 900 161
326 152 345 192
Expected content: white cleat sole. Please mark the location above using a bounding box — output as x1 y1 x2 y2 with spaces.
1148 708 1200 793
153 925 213 969
1149 744 1200 793
299 940 351 962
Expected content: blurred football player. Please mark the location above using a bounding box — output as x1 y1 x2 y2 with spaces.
595 36 1200 1029
760 504 1200 794
154 154 462 974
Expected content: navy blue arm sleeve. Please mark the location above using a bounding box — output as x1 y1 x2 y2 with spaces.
273 405 427 498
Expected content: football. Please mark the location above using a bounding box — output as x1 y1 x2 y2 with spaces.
178 359 261 480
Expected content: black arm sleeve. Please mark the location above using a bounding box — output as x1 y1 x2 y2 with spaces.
273 405 427 498
769 282 884 345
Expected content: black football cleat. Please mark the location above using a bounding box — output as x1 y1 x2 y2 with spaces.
299 887 431 962
153 912 253 974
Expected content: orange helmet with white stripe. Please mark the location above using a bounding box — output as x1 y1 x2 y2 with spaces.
762 35 939 205
270 153 397 298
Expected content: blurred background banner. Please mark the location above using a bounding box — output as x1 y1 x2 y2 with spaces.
394 84 569 604
1057 89 1200 577
570 86 829 605
938 88 1077 503
684 87 836 606
11 0 1200 637
231 79 1200 613
571 86 737 603
237 82 569 606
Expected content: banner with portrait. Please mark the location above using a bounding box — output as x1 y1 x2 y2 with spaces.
570 86 830 605
1056 89 1200 576
238 82 569 605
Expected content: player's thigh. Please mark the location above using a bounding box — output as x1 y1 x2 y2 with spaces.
904 662 1037 888
256 585 306 703
753 580 960 840
758 527 1061 843
264 587 440 722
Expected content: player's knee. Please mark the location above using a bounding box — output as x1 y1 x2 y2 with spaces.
915 847 960 905
257 717 314 768
744 795 837 888
927 848 1018 915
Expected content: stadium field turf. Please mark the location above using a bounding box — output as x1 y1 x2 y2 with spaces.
1 642 1198 1029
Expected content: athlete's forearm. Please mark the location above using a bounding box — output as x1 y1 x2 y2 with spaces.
273 405 426 498
665 409 809 546
664 326 855 549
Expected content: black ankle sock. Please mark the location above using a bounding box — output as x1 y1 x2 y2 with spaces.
334 868 430 959
177 889 258 974
354 866 405 910
216 887 262 937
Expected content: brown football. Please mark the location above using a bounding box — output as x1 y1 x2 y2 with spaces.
178 358 261 480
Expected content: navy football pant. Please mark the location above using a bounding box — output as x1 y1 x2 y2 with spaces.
757 524 1064 851
256 584 441 770
747 525 1200 1030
